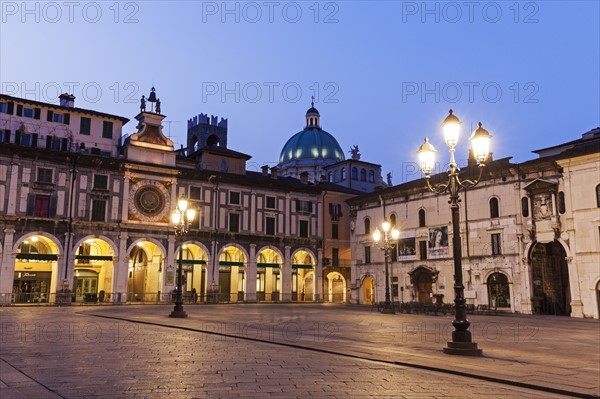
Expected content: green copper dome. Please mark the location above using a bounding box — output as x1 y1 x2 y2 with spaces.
279 127 345 164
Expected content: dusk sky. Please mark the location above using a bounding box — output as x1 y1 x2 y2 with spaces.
2 1 598 183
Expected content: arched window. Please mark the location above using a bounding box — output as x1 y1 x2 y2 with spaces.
364 217 370 235
521 197 529 217
360 168 367 182
368 170 375 183
341 167 347 181
558 191 566 214
333 171 338 183
220 159 228 172
489 197 499 218
487 273 510 309
389 214 396 228
328 171 332 182
597 184 600 207
418 209 426 227
351 167 358 180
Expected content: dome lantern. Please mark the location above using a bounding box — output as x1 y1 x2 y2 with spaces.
305 96 320 128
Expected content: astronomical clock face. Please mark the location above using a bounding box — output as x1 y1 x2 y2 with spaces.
129 180 170 222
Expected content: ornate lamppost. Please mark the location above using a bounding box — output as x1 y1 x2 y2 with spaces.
417 109 492 356
169 196 196 318
372 220 400 314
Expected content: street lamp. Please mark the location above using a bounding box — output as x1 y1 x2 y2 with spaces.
417 109 492 356
169 195 196 318
372 220 400 314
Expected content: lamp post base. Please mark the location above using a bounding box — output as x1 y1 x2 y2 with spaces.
443 341 483 356
169 309 188 318
381 304 396 314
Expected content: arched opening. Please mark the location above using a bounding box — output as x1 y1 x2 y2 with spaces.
368 170 375 183
364 217 371 235
218 245 246 302
341 167 346 181
596 281 600 319
530 241 571 315
13 235 59 303
206 134 220 146
176 242 209 303
292 250 315 301
490 197 500 218
360 168 367 182
409 266 438 304
361 275 374 305
257 248 282 302
418 209 426 227
351 167 358 180
487 272 510 309
326 272 346 303
74 238 116 303
128 241 164 302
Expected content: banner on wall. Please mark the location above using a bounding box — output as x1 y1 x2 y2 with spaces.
398 231 416 261
428 226 449 259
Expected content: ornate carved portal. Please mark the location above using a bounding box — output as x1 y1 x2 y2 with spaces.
530 241 570 315
409 266 439 304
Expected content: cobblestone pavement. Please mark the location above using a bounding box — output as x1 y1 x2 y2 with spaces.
1 305 597 398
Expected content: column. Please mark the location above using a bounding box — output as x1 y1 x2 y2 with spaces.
282 245 292 301
315 247 323 302
165 235 176 302
246 244 257 302
0 227 16 303
115 231 129 303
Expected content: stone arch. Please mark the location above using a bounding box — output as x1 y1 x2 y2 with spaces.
485 271 511 309
72 235 118 302
256 246 284 302
11 232 62 303
291 248 316 301
361 274 375 305
127 239 165 302
326 271 346 303
217 244 248 302
529 240 571 315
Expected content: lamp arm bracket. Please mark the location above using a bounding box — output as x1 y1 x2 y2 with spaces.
426 177 449 195
456 165 484 189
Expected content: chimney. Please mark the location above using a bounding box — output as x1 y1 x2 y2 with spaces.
270 166 278 179
261 165 269 176
300 171 309 184
59 93 75 108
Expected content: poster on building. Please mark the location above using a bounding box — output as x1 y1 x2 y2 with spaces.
398 231 416 261
428 226 449 259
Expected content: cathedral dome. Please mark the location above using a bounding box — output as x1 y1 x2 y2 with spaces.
279 127 345 164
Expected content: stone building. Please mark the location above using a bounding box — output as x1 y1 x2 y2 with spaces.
348 127 600 318
0 91 359 305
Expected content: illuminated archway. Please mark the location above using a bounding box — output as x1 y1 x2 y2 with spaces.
73 237 116 303
13 234 60 303
176 242 209 302
361 275 374 305
218 245 247 302
128 240 164 302
257 247 283 302
291 249 315 302
326 272 346 303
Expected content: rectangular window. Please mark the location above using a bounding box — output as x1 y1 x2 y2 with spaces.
229 191 240 205
34 195 50 217
91 199 106 222
102 121 113 139
229 213 240 233
80 117 91 135
265 217 275 235
93 174 108 190
23 107 34 118
392 277 399 298
36 168 53 183
332 223 339 239
0 103 6 113
52 113 64 123
299 220 309 237
332 248 339 267
419 241 427 260
297 200 312 213
391 244 398 262
266 196 276 209
329 203 342 221
364 246 371 264
190 186 201 200
491 233 502 255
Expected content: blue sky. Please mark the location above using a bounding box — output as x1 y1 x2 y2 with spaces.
2 1 598 183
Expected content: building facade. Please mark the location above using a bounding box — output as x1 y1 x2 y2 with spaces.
349 128 600 318
0 92 358 305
